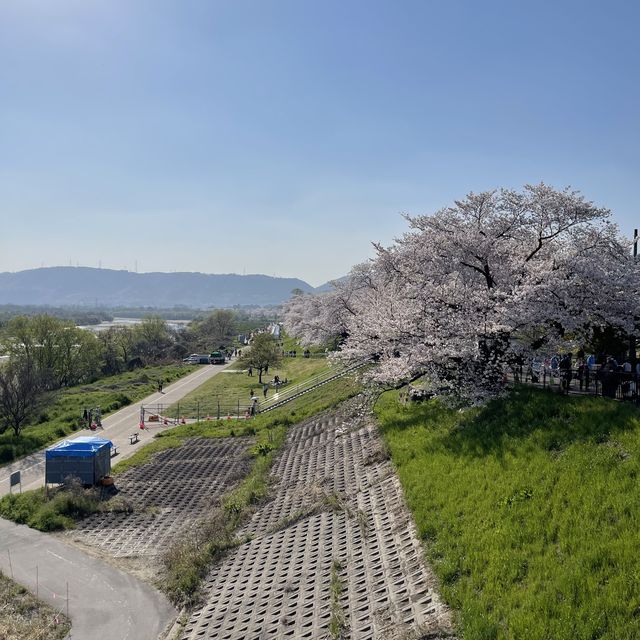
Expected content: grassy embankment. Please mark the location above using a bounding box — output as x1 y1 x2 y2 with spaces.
162 352 331 419
0 570 71 640
0 364 195 465
375 385 640 640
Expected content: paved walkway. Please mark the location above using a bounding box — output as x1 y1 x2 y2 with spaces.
0 363 228 496
0 518 176 640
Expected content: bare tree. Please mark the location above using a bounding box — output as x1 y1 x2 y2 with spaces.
0 363 44 437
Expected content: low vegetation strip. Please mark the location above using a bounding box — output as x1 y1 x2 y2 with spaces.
375 386 640 640
0 478 133 532
161 426 285 606
0 570 70 640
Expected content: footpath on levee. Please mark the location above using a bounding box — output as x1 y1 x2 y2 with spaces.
0 363 228 497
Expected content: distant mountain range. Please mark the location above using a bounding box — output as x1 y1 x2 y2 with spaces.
0 267 338 308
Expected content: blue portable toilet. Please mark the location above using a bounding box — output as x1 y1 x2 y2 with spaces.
45 437 113 485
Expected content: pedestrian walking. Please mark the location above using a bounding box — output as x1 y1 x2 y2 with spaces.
263 384 268 398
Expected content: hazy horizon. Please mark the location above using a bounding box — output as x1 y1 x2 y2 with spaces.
2 1 638 285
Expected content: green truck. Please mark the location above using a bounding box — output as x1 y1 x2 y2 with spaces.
209 351 226 365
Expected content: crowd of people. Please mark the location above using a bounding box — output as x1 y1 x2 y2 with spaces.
527 352 640 399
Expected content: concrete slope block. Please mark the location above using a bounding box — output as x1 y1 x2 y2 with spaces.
182 396 453 640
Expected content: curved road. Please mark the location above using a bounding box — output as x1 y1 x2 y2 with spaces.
0 362 232 639
0 518 176 639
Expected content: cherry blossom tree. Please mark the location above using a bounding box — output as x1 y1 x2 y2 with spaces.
285 184 638 401
283 267 373 347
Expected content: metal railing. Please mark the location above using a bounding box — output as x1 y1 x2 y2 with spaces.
140 361 367 422
517 365 640 402
258 360 367 413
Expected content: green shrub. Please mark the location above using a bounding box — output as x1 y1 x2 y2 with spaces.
0 482 103 532
29 506 73 532
253 442 274 456
0 491 46 524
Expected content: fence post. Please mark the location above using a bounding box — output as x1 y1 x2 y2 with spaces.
217 399 220 420
197 401 200 423
237 399 240 418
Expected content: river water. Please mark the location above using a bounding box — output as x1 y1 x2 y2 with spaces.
78 317 191 332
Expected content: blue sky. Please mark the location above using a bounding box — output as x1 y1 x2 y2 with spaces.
1 1 638 286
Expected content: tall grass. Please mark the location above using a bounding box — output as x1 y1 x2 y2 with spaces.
375 386 640 640
0 478 133 532
0 571 71 640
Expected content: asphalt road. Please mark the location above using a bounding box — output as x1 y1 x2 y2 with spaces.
0 363 227 496
0 518 176 640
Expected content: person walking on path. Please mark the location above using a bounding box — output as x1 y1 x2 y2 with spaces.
263 384 268 399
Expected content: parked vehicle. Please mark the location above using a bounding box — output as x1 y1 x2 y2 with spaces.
183 354 211 364
209 351 226 364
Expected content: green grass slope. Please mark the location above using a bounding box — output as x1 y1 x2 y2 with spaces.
375 386 640 640
163 355 330 418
